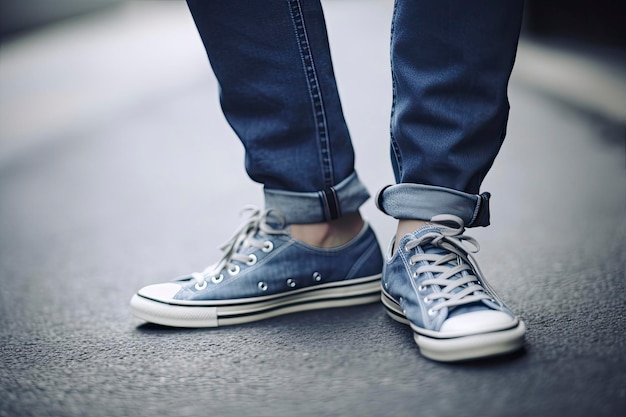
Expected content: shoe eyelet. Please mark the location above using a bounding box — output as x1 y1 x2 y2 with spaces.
418 285 426 292
428 308 437 316
258 281 268 291
246 254 257 266
312 272 322 282
228 265 240 275
286 278 296 288
262 241 273 252
423 296 431 303
195 281 207 290
211 274 224 284
412 271 419 278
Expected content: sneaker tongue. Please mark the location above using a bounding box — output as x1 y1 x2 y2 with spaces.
410 224 486 316
410 224 443 239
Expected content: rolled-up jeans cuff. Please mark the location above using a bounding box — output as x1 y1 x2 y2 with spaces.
264 172 370 224
375 183 491 227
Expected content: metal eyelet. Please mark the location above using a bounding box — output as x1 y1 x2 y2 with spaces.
418 285 426 292
246 254 257 266
287 278 296 288
195 281 207 290
262 241 273 252
258 281 268 291
211 274 224 284
413 271 419 278
428 308 437 316
228 265 240 275
424 296 431 303
312 272 322 282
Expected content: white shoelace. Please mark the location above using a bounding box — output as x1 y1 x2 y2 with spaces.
190 206 289 289
405 214 500 313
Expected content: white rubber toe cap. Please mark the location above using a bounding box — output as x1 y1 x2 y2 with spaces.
137 283 182 301
440 310 514 334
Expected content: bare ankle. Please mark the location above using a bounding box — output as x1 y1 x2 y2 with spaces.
290 212 364 248
394 219 430 252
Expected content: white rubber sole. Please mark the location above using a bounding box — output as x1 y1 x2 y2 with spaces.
131 274 381 327
381 288 526 362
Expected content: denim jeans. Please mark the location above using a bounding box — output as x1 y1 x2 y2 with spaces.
185 0 524 227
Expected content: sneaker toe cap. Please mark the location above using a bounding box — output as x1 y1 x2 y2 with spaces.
137 283 182 301
440 310 515 334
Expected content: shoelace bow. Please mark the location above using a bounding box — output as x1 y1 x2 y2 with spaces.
190 206 289 288
405 214 500 313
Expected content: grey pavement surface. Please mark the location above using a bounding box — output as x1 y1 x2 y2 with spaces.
1 1 625 416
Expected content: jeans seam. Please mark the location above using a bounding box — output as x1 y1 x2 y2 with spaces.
318 190 331 220
389 0 403 181
288 0 334 189
469 196 481 226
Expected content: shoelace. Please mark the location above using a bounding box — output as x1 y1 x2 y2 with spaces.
405 214 500 313
190 206 289 289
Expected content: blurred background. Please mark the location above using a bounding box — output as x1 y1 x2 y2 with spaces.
1 0 625 164
1 0 625 162
3 0 625 45
1 1 625 417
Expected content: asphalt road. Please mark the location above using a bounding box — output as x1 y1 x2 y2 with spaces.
1 1 625 417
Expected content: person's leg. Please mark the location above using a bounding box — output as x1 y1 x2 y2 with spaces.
186 0 370 247
130 0 383 327
380 0 524 226
186 0 368 227
378 0 526 361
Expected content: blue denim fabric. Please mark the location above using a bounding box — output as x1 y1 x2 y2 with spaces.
382 224 516 332
376 184 491 227
389 0 524 194
171 222 383 301
131 209 383 327
186 0 364 222
185 0 524 225
265 172 370 224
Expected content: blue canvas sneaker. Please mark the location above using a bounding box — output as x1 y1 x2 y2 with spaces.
381 215 526 362
131 207 383 327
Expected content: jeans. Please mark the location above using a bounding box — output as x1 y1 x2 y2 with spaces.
185 0 524 227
